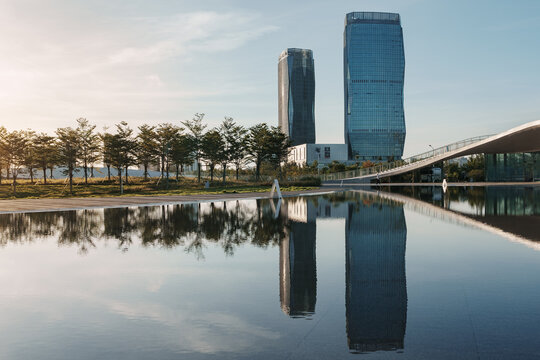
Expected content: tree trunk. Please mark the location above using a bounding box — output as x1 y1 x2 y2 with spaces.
210 165 214 181
91 166 94 177
107 165 111 181
222 163 226 184
125 165 128 184
165 160 170 189
43 167 47 184
69 166 73 194
84 160 88 184
12 173 16 195
256 160 261 181
236 165 239 180
161 155 165 178
144 163 148 181
119 168 123 194
176 163 179 181
6 166 10 180
197 160 201 183
49 167 54 179
29 168 34 183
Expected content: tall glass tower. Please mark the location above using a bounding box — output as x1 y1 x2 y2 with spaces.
278 48 316 146
344 12 406 161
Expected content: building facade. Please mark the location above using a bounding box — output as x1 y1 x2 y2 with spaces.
278 48 316 146
485 152 539 182
344 12 406 161
288 143 348 166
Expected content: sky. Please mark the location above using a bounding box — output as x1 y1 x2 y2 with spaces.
0 0 539 156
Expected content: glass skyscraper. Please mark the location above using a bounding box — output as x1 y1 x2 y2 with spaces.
278 48 316 146
344 12 406 161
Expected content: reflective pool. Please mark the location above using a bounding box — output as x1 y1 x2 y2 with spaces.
0 186 539 359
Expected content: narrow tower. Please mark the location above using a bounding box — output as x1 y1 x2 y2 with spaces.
278 48 316 146
344 12 406 161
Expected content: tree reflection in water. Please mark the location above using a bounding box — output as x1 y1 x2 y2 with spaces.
0 199 290 256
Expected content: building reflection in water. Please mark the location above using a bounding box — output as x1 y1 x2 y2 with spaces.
278 196 350 318
345 196 408 354
279 194 408 354
279 198 317 317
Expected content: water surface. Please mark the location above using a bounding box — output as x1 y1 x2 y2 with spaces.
0 186 539 359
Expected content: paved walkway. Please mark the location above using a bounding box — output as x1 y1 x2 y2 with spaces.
0 188 340 214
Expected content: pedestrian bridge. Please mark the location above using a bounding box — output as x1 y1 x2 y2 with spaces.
321 120 540 183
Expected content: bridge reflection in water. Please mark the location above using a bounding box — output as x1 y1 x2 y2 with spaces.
279 193 408 354
380 186 540 246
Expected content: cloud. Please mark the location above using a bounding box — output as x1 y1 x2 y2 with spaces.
0 7 278 131
108 41 177 65
108 11 278 65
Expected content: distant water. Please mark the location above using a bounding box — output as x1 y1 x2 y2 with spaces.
0 186 538 359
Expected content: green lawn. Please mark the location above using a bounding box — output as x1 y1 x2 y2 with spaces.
0 177 317 199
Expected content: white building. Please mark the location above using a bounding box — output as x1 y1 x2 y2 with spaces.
288 143 348 166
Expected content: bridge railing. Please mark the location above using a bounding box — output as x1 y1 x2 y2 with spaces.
319 134 493 182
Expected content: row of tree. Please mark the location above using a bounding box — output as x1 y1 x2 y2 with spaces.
0 114 291 194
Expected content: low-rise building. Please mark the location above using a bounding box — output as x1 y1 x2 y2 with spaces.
288 143 348 166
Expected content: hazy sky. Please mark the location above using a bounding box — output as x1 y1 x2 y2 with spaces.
0 0 539 155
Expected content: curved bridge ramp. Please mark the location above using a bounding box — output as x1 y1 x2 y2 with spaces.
322 120 540 183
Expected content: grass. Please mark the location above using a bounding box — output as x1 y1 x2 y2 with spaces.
0 176 318 200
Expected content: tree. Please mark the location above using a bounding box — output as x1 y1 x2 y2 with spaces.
0 130 29 195
443 161 460 182
76 118 100 185
265 126 290 179
328 160 346 173
101 131 115 181
55 127 80 194
182 113 207 183
0 126 7 183
113 122 137 186
136 124 158 180
361 160 375 169
171 134 193 181
220 117 247 182
201 130 225 182
34 133 57 184
108 122 137 193
155 123 181 184
22 130 37 183
463 154 485 182
246 123 271 181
